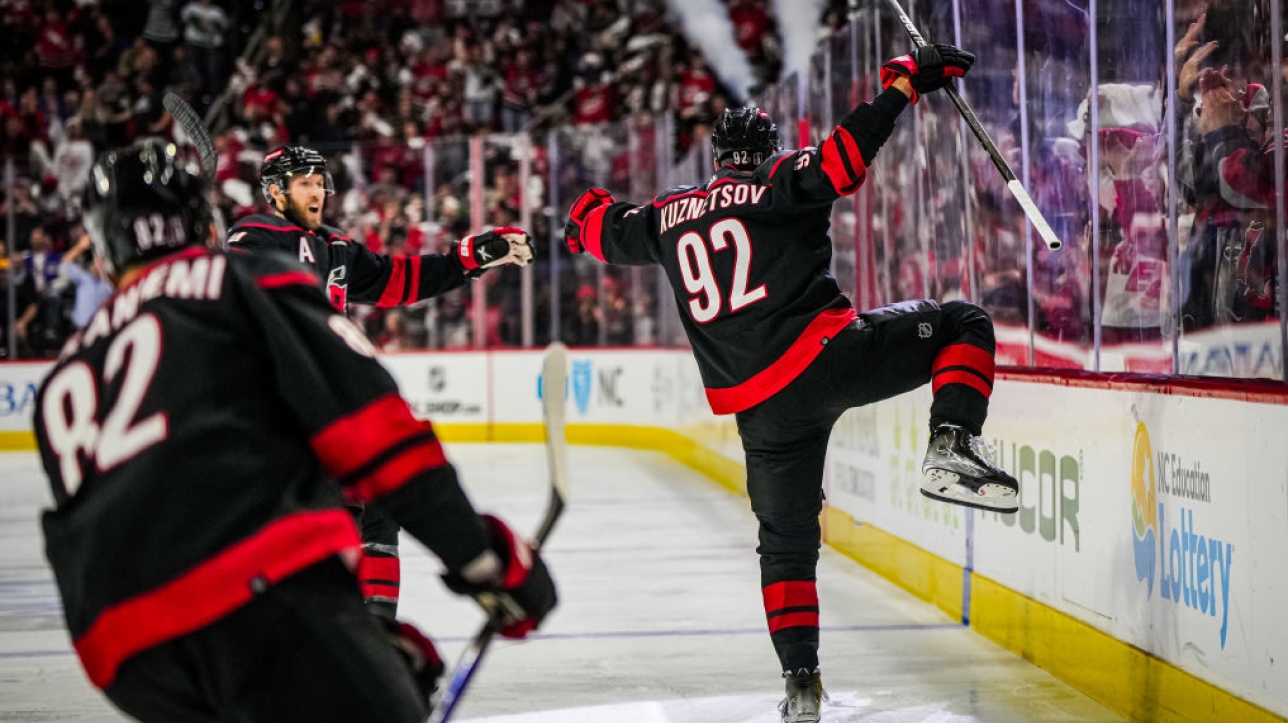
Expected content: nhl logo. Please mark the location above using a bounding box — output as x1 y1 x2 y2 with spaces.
917 322 933 339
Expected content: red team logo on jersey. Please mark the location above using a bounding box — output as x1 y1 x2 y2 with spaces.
327 265 348 310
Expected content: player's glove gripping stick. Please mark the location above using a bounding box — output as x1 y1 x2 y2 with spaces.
441 514 556 639
880 44 974 105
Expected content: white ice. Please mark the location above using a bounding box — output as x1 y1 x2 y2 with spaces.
0 445 1124 722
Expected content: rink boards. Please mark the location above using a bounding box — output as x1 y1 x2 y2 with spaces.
2 349 1285 722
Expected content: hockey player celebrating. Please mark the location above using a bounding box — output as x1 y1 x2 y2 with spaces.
35 141 556 722
564 45 1015 722
229 146 535 311
227 145 536 620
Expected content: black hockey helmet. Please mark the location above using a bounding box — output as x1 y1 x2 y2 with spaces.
84 140 212 276
259 145 334 204
712 106 781 169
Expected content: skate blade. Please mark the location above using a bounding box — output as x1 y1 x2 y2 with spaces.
919 468 1019 513
778 709 820 723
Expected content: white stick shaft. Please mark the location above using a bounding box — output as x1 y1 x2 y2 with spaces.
883 0 1062 250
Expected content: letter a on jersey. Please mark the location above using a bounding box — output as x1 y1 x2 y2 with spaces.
299 236 316 265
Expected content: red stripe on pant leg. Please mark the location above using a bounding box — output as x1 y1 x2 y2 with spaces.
932 369 993 398
358 555 400 584
762 581 819 614
361 582 401 600
932 343 995 383
767 611 820 633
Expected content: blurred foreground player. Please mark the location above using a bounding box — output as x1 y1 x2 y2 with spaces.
564 45 1015 722
227 145 536 620
34 141 556 723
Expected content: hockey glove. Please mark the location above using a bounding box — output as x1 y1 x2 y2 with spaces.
565 187 615 254
454 226 535 278
442 514 557 639
880 44 974 104
382 618 445 703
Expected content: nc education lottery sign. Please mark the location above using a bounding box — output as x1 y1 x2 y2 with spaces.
827 380 1288 717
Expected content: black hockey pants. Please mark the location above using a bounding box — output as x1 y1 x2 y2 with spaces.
734 299 995 673
103 558 428 723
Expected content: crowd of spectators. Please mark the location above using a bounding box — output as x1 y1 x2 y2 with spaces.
867 0 1285 364
0 0 861 358
19 0 1272 370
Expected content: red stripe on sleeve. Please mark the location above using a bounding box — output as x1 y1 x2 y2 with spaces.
582 204 609 262
819 128 867 196
767 611 820 633
932 369 994 398
344 437 449 504
762 580 818 614
705 308 857 414
310 394 433 479
767 152 794 179
405 255 423 305
933 343 995 383
236 221 308 233
834 127 862 168
376 257 408 307
257 271 319 289
75 509 359 689
819 136 853 193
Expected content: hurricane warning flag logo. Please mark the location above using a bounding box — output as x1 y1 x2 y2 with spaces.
571 359 593 416
1130 421 1157 596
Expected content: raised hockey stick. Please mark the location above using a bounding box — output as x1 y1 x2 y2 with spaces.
163 92 218 186
882 0 1063 251
427 342 570 723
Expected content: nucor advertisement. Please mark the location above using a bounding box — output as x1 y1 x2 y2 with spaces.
826 380 1288 717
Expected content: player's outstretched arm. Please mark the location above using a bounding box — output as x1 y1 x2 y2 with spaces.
773 45 973 202
344 226 535 307
564 187 661 265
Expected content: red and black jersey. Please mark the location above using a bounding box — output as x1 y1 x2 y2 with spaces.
580 88 910 414
226 213 468 310
35 249 491 690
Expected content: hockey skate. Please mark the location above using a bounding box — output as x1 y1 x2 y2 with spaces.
778 668 827 723
920 424 1019 513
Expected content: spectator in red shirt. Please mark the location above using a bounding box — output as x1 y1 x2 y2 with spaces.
502 48 542 132
572 53 614 126
36 8 76 90
729 0 771 53
675 55 716 118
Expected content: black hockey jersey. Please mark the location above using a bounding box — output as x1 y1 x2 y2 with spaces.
226 213 467 310
580 88 910 414
35 248 491 690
